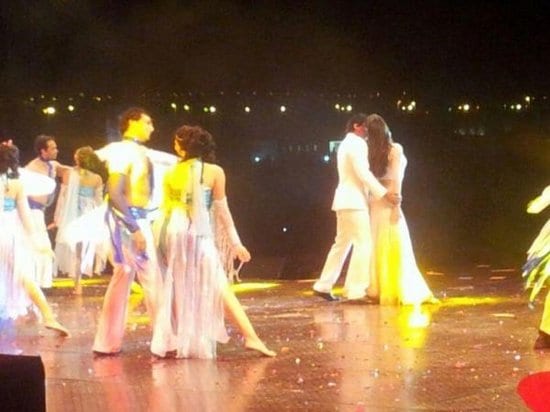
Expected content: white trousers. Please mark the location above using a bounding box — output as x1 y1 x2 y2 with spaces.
314 210 372 299
93 218 161 353
29 209 53 288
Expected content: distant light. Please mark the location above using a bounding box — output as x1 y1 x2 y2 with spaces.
334 103 340 110
280 105 286 112
462 104 470 112
323 155 330 163
346 104 352 112
401 106 407 111
282 227 288 233
29 97 35 102
524 96 531 103
170 102 177 110
42 106 56 115
209 105 216 113
253 156 261 163
183 104 190 111
67 105 75 112
244 106 251 113
448 107 452 112
94 96 102 102
515 103 522 111
407 103 414 112
203 106 209 113
52 96 57 101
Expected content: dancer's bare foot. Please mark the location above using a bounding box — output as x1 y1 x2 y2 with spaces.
73 284 83 295
245 338 276 357
44 319 71 338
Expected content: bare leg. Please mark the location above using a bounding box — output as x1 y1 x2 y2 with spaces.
73 272 83 295
221 287 275 357
21 278 70 337
73 244 82 295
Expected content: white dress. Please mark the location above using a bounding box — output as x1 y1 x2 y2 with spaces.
0 197 33 320
368 143 435 305
54 169 106 277
150 160 230 359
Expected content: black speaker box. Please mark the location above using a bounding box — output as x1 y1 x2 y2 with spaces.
0 354 45 412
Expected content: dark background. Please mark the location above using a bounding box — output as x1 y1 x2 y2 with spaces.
0 1 548 276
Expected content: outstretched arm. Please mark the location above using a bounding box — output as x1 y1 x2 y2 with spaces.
211 166 250 263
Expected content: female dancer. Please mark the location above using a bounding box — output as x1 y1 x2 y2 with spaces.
523 185 550 349
0 141 69 336
365 114 438 305
150 125 275 358
53 146 108 294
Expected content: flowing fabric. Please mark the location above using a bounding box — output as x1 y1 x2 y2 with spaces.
0 207 33 320
369 143 435 305
151 160 230 359
523 186 550 301
54 169 107 277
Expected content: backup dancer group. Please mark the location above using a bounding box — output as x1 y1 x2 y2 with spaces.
0 108 548 358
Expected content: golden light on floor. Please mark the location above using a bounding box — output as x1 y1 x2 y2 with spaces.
231 282 280 293
439 296 507 306
52 278 106 288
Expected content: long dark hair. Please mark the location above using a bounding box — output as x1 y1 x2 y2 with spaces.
75 146 108 183
174 125 217 163
0 143 20 178
366 114 393 178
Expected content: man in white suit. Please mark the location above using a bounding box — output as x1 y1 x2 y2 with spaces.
313 113 399 301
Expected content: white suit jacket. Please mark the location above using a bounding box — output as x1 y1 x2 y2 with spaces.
331 132 387 211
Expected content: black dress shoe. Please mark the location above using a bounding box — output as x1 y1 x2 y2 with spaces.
313 290 340 301
534 330 550 350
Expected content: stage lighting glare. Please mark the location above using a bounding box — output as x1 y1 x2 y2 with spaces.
42 106 56 115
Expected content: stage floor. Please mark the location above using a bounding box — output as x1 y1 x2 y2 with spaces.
1 267 548 411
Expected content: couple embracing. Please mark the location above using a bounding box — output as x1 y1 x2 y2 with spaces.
313 113 437 305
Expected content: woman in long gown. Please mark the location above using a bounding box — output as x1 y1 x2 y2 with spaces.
0 141 69 336
150 125 275 359
522 185 550 349
365 114 438 305
53 146 108 294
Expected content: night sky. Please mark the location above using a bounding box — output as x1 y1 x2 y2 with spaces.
1 1 549 101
